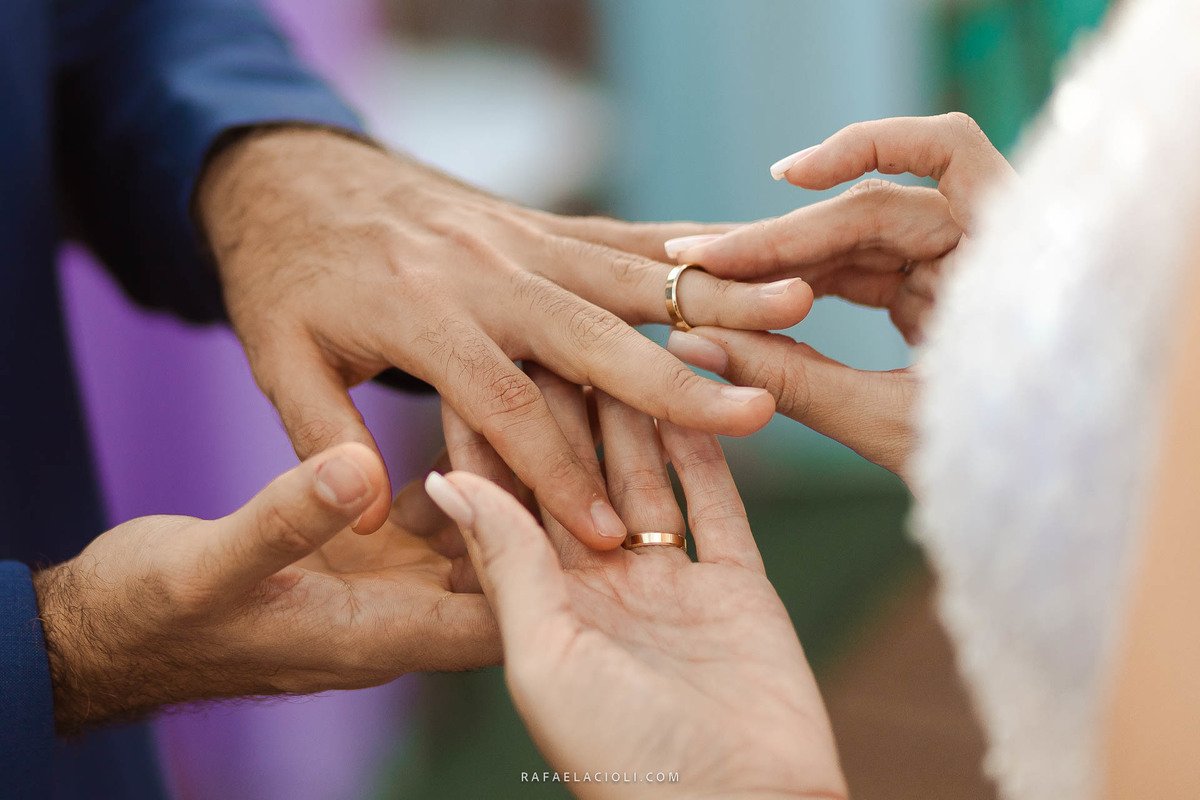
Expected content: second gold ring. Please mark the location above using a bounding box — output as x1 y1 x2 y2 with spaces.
623 531 687 550
665 263 703 331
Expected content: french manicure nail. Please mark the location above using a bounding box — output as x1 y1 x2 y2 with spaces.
590 500 627 539
667 330 729 373
425 472 474 526
720 385 769 404
759 278 800 297
664 233 722 260
769 145 820 180
315 456 370 506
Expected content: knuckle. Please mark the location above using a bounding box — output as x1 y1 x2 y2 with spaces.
477 373 543 437
288 414 352 459
566 305 623 352
737 350 782 395
689 497 748 529
844 178 903 246
606 249 653 289
608 464 672 498
511 271 573 320
258 502 320 559
672 440 728 474
441 324 500 375
539 446 585 489
744 219 786 268
449 226 508 266
776 344 814 418
842 120 870 142
551 233 654 289
844 177 897 201
666 363 706 396
943 111 982 138
735 339 809 417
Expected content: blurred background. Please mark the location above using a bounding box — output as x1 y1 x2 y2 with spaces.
61 0 1110 797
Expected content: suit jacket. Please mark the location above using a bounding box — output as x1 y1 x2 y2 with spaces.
1 2 366 796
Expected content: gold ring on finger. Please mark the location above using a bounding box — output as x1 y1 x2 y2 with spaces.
623 531 687 550
665 264 704 331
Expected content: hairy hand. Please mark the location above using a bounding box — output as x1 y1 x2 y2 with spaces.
197 128 813 547
34 443 498 734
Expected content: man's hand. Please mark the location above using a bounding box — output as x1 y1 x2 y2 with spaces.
663 113 1015 481
424 369 846 800
33 443 499 734
197 128 814 548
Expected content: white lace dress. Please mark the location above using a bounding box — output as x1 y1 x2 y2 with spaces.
912 2 1200 799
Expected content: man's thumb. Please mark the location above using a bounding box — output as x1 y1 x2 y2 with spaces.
209 443 385 591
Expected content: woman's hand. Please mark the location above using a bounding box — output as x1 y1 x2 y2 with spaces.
425 367 846 800
198 127 814 548
663 113 1014 480
34 443 499 734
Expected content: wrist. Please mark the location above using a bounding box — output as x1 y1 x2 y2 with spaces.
32 557 196 733
195 125 403 263
33 559 120 733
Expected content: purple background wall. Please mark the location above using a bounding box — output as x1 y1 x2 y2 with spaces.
59 1 439 797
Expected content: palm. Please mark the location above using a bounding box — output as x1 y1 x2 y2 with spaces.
279 517 495 685
429 370 847 798
511 550 840 798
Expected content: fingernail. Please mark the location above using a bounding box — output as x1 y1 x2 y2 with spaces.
759 278 801 297
425 472 474 526
664 233 722 260
769 145 820 180
590 500 627 539
667 330 728 373
315 456 371 506
720 385 769 404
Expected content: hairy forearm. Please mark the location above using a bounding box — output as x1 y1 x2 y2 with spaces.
33 557 259 734
33 560 162 733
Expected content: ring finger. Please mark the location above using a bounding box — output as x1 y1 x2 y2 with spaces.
544 237 815 332
594 390 688 560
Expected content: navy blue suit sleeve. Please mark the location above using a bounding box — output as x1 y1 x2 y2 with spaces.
53 0 365 323
1 561 55 799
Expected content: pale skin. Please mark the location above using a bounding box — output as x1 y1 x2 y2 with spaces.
662 113 1015 481
425 365 847 800
198 126 813 548
1102 241 1200 799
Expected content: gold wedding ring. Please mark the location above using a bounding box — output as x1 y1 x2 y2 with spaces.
665 263 703 331
623 531 687 550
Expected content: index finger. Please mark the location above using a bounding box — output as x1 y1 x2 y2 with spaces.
528 210 736 261
401 322 627 550
255 342 393 534
776 113 1015 232
670 182 958 281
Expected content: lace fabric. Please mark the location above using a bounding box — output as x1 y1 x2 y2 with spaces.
912 1 1200 798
